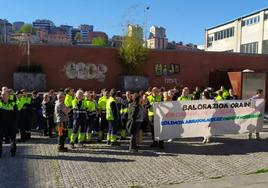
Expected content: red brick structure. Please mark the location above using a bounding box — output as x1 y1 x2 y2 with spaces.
0 44 268 94
88 32 108 44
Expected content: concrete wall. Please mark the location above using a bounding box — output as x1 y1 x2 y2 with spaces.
0 44 268 93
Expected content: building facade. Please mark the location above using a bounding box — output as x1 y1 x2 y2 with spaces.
48 27 70 44
127 24 143 40
111 35 123 47
0 19 12 43
12 21 24 32
147 26 168 49
60 25 73 41
88 31 108 44
205 7 268 54
32 19 55 33
79 24 94 43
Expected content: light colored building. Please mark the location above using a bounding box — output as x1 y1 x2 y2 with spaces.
127 24 143 40
148 26 166 38
79 24 94 43
147 38 168 49
147 26 168 49
205 7 268 54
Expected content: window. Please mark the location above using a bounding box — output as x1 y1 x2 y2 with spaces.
240 42 258 54
214 27 234 41
242 16 260 26
207 36 214 47
265 13 268 20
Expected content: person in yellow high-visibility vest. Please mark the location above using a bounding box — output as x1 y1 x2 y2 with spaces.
64 88 74 139
215 91 224 101
0 90 17 157
85 91 97 143
219 86 229 100
147 87 163 148
106 88 120 146
97 89 108 142
70 90 88 148
16 90 28 142
177 87 192 101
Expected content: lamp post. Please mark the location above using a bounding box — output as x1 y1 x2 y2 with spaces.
144 6 150 47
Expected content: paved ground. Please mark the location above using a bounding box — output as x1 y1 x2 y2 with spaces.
1 127 268 188
160 173 268 188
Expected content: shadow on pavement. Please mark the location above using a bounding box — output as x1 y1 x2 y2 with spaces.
164 137 268 156
67 148 167 157
0 145 31 188
23 154 135 163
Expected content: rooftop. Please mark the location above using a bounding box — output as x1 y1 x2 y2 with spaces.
206 7 268 31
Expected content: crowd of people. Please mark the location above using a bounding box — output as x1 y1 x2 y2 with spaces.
0 85 264 157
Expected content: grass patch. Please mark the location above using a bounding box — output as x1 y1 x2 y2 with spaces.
209 176 224 180
246 168 268 175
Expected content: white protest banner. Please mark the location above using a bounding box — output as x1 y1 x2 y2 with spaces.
154 99 265 140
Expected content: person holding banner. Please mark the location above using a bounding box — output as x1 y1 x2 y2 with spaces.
147 87 164 148
249 89 263 140
177 87 192 101
202 90 212 143
226 89 238 100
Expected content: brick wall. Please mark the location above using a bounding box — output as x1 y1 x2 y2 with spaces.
0 44 268 93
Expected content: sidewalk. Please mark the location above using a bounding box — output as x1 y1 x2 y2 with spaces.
158 173 268 188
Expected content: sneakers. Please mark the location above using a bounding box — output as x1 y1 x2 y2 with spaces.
58 147 68 152
167 139 173 142
70 143 75 149
202 138 210 143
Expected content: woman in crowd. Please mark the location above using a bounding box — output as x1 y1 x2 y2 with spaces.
127 94 146 152
42 93 54 138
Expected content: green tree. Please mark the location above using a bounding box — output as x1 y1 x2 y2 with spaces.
119 34 148 74
18 24 36 68
74 32 82 43
18 24 36 34
92 37 106 46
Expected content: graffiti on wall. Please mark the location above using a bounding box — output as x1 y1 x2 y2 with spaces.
64 62 108 82
155 64 180 76
164 78 184 87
